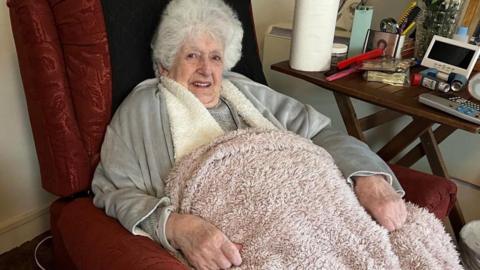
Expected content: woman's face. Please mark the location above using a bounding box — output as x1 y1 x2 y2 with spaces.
165 34 224 108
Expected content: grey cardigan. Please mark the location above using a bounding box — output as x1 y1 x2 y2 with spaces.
92 72 404 239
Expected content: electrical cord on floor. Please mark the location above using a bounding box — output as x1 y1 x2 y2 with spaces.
34 235 52 270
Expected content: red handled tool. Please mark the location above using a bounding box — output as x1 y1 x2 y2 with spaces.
336 48 383 70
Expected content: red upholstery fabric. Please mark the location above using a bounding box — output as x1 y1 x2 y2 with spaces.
51 198 187 270
390 164 457 219
50 200 78 270
7 0 111 197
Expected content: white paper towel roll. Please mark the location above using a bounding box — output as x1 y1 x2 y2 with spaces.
290 0 340 72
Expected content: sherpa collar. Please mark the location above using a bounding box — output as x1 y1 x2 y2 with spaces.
159 76 277 160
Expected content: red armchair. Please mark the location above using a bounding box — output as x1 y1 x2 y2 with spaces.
7 0 458 269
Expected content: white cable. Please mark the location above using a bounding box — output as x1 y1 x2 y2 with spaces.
34 235 53 270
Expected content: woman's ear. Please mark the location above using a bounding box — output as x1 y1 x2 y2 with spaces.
157 64 168 76
154 63 168 77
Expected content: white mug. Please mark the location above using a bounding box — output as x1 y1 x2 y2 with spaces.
468 73 480 101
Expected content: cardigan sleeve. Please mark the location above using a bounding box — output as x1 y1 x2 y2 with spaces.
92 125 172 235
312 126 405 197
91 79 175 237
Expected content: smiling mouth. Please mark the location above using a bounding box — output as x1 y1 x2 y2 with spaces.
192 81 212 88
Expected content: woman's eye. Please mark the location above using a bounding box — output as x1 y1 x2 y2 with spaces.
212 55 222 62
187 53 198 59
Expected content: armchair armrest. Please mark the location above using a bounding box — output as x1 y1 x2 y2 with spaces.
389 164 457 219
51 198 187 270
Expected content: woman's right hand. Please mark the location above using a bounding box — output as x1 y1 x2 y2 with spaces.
166 213 242 270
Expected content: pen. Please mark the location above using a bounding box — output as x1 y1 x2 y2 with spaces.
399 6 421 32
326 66 360 81
402 22 416 36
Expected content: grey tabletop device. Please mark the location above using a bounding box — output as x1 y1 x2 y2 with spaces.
419 93 480 125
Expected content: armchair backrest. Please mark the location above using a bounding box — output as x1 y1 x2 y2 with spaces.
7 0 266 197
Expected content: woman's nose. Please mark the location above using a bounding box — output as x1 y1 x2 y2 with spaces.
197 57 212 75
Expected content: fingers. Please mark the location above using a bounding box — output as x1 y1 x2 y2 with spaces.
186 245 233 270
396 199 408 228
212 253 233 269
233 243 243 252
390 199 407 230
354 175 409 231
374 199 408 232
377 217 396 232
172 214 242 269
193 241 242 270
222 241 243 266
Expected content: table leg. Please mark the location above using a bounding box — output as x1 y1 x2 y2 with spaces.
420 129 449 176
397 125 456 167
376 118 432 162
419 128 466 240
333 93 366 142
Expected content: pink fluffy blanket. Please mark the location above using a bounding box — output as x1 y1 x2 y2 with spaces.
165 129 461 269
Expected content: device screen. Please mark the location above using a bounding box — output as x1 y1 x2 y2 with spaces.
427 41 475 69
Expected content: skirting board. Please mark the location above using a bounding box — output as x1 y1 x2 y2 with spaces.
0 204 50 254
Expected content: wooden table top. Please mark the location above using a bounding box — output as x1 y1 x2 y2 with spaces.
272 60 480 134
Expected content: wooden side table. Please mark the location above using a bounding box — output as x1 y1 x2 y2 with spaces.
272 60 480 239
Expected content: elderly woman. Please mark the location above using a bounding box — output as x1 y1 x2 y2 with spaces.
92 0 410 269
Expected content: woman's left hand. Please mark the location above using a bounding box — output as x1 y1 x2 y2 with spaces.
166 213 242 269
353 175 407 232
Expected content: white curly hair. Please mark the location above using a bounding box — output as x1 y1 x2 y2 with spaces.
151 0 243 77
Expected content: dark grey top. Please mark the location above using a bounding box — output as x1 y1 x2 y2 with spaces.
207 97 249 132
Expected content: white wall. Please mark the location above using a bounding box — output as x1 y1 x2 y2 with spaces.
252 0 480 223
252 0 295 56
0 4 55 254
